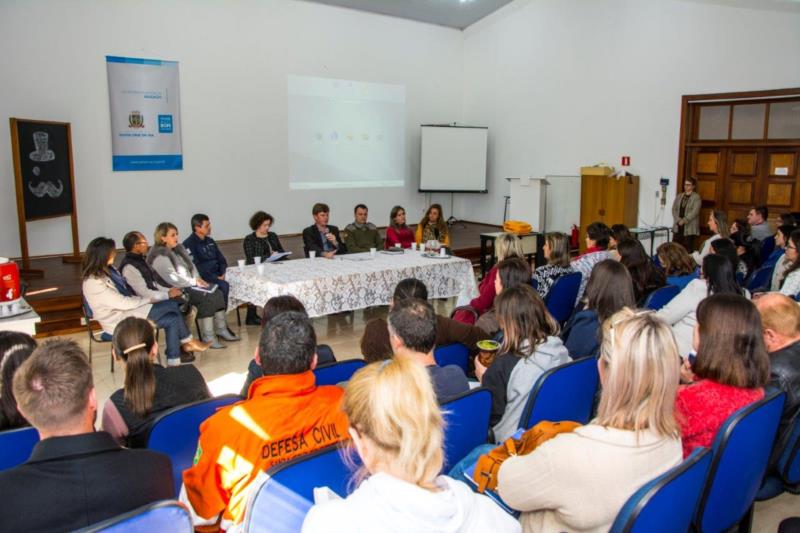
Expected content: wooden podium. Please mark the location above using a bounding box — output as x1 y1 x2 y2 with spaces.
579 167 639 252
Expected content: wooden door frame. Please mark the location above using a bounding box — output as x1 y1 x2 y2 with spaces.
677 88 800 189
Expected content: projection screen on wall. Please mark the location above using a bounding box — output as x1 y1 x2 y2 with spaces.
288 75 406 190
419 125 488 192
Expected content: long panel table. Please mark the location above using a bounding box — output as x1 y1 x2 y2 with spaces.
226 251 479 318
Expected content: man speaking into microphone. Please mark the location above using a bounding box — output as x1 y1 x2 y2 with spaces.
302 203 348 259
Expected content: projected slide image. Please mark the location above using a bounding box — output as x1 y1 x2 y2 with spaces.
288 75 406 190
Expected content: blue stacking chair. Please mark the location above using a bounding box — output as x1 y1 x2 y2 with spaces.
313 359 366 386
441 388 492 470
543 272 582 324
643 285 681 310
82 297 115 372
75 500 192 533
518 356 599 430
610 448 712 533
0 426 39 471
145 394 241 495
757 415 800 501
746 264 774 292
694 391 786 533
434 343 470 373
760 235 776 263
243 442 352 533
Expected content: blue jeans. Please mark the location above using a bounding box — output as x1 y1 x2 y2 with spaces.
448 443 496 482
148 300 190 361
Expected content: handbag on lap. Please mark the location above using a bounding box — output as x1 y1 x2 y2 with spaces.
473 420 581 493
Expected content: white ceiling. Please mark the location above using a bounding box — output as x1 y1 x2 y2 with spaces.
298 0 515 29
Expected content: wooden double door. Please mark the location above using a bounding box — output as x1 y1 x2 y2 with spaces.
687 146 800 229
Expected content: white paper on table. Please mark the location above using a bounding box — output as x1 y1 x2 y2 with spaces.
265 252 292 262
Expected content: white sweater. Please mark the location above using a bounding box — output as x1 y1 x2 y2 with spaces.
82 276 151 334
656 278 750 357
302 473 520 533
655 278 708 357
497 425 681 533
780 268 800 297
690 233 720 264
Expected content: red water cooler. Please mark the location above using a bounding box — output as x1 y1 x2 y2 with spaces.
0 258 22 304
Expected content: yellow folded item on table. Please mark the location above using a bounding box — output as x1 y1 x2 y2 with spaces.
503 220 532 234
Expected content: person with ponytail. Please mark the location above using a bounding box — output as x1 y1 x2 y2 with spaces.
102 317 210 447
302 357 520 533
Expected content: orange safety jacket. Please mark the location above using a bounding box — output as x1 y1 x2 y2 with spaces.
182 370 349 529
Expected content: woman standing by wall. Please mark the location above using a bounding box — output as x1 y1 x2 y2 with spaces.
672 177 702 252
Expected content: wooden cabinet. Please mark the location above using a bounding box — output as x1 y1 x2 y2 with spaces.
579 170 639 251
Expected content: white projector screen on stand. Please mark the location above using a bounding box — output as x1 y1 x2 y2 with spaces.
419 125 488 192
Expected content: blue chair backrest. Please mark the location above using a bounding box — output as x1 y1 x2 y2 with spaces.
610 448 712 533
0 426 39 471
434 343 470 373
643 285 681 310
777 415 800 486
82 297 94 319
313 359 366 386
747 264 774 292
544 272 582 323
441 388 492 470
243 443 352 533
695 391 786 533
146 394 241 495
518 356 599 430
76 500 192 533
735 271 745 286
82 298 112 341
760 236 776 261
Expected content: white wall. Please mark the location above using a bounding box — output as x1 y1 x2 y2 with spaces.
0 0 463 257
4 0 800 257
459 0 800 231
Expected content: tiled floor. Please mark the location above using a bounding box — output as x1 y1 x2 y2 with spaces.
61 301 798 532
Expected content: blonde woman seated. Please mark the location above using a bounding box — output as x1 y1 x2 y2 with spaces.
302 357 521 533
496 309 682 533
147 222 237 349
453 232 524 325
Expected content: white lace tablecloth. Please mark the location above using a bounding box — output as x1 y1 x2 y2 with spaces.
226 251 478 317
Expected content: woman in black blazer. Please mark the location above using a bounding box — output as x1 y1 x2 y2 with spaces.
243 211 286 324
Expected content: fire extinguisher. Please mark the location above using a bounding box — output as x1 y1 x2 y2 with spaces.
570 225 580 249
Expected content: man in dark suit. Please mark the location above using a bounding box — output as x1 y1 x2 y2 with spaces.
0 339 174 532
302 202 347 258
